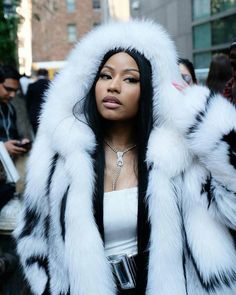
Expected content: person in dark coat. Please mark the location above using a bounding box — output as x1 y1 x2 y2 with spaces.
0 66 30 294
26 68 50 134
223 38 236 104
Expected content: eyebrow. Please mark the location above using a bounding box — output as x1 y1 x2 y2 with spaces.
102 65 140 73
3 85 18 92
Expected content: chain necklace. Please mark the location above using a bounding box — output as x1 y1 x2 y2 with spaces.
105 141 136 191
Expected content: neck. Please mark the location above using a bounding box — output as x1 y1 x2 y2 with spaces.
105 121 136 149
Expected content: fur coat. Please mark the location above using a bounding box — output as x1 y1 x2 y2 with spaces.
14 20 236 295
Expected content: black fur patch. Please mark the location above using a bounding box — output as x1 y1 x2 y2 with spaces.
179 186 189 295
187 92 214 136
222 130 236 169
60 186 69 241
18 153 59 240
186 240 236 291
26 255 47 269
212 178 236 195
201 174 214 208
229 229 236 249
46 153 59 197
18 206 40 239
44 215 50 240
182 251 189 295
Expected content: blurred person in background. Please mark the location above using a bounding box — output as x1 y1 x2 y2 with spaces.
223 38 236 104
26 68 50 134
19 73 32 97
0 65 30 156
0 67 16 210
178 58 197 85
0 66 30 294
206 53 232 94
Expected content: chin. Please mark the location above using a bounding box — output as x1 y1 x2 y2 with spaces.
102 115 136 124
98 108 136 122
102 114 123 121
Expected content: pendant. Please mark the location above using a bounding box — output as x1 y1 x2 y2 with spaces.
116 151 124 167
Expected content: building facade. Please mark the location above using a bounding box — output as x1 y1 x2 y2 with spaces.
130 0 193 61
106 0 130 21
17 0 32 75
192 0 236 68
130 0 236 69
31 0 102 75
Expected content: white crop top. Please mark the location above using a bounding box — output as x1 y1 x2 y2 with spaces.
104 187 138 257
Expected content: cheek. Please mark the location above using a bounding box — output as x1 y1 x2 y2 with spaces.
126 88 140 115
128 87 140 104
95 82 102 105
95 80 106 96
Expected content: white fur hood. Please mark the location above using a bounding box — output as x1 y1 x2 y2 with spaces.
38 20 211 176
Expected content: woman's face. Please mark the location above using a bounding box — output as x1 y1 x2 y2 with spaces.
179 63 193 85
95 52 140 122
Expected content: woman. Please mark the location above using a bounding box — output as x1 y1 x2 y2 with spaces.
14 20 236 295
206 53 232 94
178 58 198 85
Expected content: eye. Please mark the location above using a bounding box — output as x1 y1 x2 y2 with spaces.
99 73 111 80
124 77 140 83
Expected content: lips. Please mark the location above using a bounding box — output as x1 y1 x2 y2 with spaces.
102 96 122 109
103 96 121 104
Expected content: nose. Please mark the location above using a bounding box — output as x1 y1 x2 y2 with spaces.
9 90 17 98
108 76 121 93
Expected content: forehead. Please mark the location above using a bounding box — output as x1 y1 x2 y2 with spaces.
179 63 190 75
4 78 19 88
103 52 139 70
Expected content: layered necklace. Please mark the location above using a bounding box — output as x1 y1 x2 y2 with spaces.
105 141 136 191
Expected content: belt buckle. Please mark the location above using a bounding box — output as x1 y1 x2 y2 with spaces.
108 254 136 290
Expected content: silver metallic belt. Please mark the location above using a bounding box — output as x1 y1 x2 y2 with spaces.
108 253 137 290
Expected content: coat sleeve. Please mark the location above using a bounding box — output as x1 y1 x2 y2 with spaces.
186 90 236 229
13 133 58 295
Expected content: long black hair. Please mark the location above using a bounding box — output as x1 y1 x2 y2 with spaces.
74 48 153 294
206 53 232 94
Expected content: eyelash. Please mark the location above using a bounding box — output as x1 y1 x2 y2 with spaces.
99 73 111 80
125 77 139 83
99 73 139 83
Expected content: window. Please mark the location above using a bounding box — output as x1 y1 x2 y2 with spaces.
212 14 236 45
192 0 236 69
93 0 101 9
193 0 236 20
3 0 16 17
211 0 236 15
66 0 75 12
194 52 212 68
193 14 236 51
193 23 211 50
193 0 210 20
67 24 77 43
